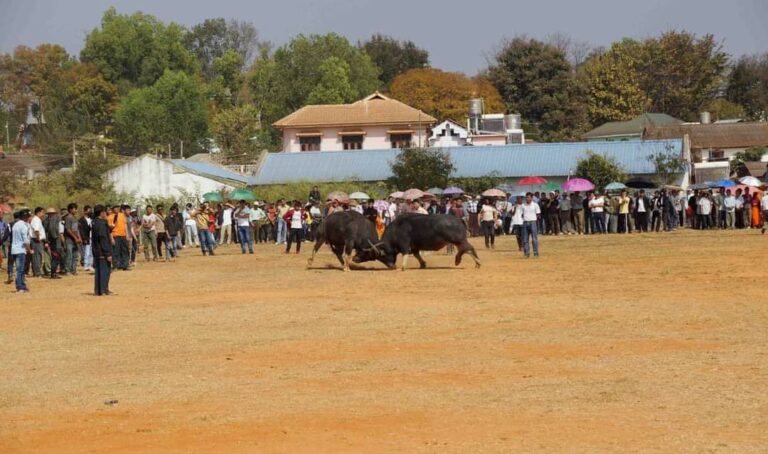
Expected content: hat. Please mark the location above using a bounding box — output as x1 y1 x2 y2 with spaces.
46 207 57 214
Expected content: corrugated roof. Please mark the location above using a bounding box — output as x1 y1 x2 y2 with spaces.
251 139 682 185
583 113 682 139
273 92 437 129
644 122 768 149
170 159 252 186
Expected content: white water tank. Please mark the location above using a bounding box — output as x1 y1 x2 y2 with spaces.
504 114 522 131
700 111 711 124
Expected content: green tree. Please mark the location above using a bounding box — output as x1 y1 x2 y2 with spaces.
730 146 767 174
210 104 261 158
80 7 198 89
638 31 728 121
361 34 429 86
114 70 208 153
184 18 262 80
575 151 627 191
488 37 589 141
306 57 355 104
581 40 650 125
705 98 745 121
271 33 380 113
726 54 768 121
647 144 686 185
389 147 455 190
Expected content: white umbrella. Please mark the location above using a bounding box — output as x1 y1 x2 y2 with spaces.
349 191 371 200
739 176 763 187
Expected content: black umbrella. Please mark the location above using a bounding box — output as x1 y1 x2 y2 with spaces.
624 177 656 189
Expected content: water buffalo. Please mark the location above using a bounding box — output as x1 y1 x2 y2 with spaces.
357 214 481 270
306 210 382 272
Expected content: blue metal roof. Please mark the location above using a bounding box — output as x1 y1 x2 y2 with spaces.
250 139 682 185
170 159 252 185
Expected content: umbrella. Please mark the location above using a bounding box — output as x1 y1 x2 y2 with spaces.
202 192 224 202
349 191 371 200
389 191 404 199
518 176 547 185
541 182 560 192
443 186 464 195
403 188 425 200
427 187 444 196
228 188 256 201
373 200 389 212
625 177 656 189
715 179 736 188
561 178 595 192
327 191 350 203
482 188 507 198
739 176 763 187
689 183 710 190
605 182 627 191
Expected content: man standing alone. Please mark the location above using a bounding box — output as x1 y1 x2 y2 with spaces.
91 205 112 296
521 193 541 258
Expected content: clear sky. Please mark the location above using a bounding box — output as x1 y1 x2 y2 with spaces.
0 0 765 74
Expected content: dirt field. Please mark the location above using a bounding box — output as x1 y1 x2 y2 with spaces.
1 230 767 452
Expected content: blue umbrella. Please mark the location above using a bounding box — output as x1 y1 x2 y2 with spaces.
605 182 627 191
715 179 737 188
689 183 710 190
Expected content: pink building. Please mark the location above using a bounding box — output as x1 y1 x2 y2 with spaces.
273 93 437 152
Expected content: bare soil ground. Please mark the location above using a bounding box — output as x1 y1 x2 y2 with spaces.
1 230 767 452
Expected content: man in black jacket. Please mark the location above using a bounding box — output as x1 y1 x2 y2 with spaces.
634 190 652 232
42 208 62 279
164 205 184 261
91 205 113 296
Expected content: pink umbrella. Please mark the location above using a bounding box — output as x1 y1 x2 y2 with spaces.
562 178 595 192
518 176 547 185
403 188 425 200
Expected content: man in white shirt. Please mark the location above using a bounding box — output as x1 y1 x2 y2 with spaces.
589 192 606 234
183 203 198 247
761 193 768 234
509 195 525 252
29 207 47 277
234 200 253 254
723 189 737 229
478 201 499 249
521 193 541 258
141 205 158 261
220 203 234 245
697 193 712 230
385 198 397 226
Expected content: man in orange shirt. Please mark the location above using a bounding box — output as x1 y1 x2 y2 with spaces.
110 205 130 270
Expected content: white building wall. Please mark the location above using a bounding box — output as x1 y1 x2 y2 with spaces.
107 155 235 201
282 124 431 152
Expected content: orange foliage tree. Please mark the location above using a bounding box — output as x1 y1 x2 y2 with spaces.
389 68 505 122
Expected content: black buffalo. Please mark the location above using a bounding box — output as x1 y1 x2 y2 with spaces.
306 210 382 271
357 214 481 270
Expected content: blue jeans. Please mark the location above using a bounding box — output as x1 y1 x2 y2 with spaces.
198 230 215 255
165 235 177 259
14 253 27 291
237 226 253 253
66 240 79 274
592 212 606 233
521 221 539 257
276 218 287 244
82 244 93 269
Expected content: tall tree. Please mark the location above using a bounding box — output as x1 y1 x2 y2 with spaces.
80 7 198 89
488 37 589 141
575 151 627 191
210 104 261 159
306 57 355 105
726 53 768 121
389 68 504 122
184 18 263 80
114 70 208 153
637 31 728 121
389 147 455 190
361 34 429 86
247 33 380 125
580 40 650 125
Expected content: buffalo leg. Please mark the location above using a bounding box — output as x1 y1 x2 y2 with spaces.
455 241 481 268
342 241 355 272
401 254 409 271
413 251 427 269
306 240 324 269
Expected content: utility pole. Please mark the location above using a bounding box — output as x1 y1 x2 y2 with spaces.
72 139 77 171
168 143 171 159
180 140 184 159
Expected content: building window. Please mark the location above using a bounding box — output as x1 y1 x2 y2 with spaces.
342 135 364 150
391 133 412 149
299 136 320 152
709 149 725 161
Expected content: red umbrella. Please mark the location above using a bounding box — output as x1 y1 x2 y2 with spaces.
518 176 547 185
